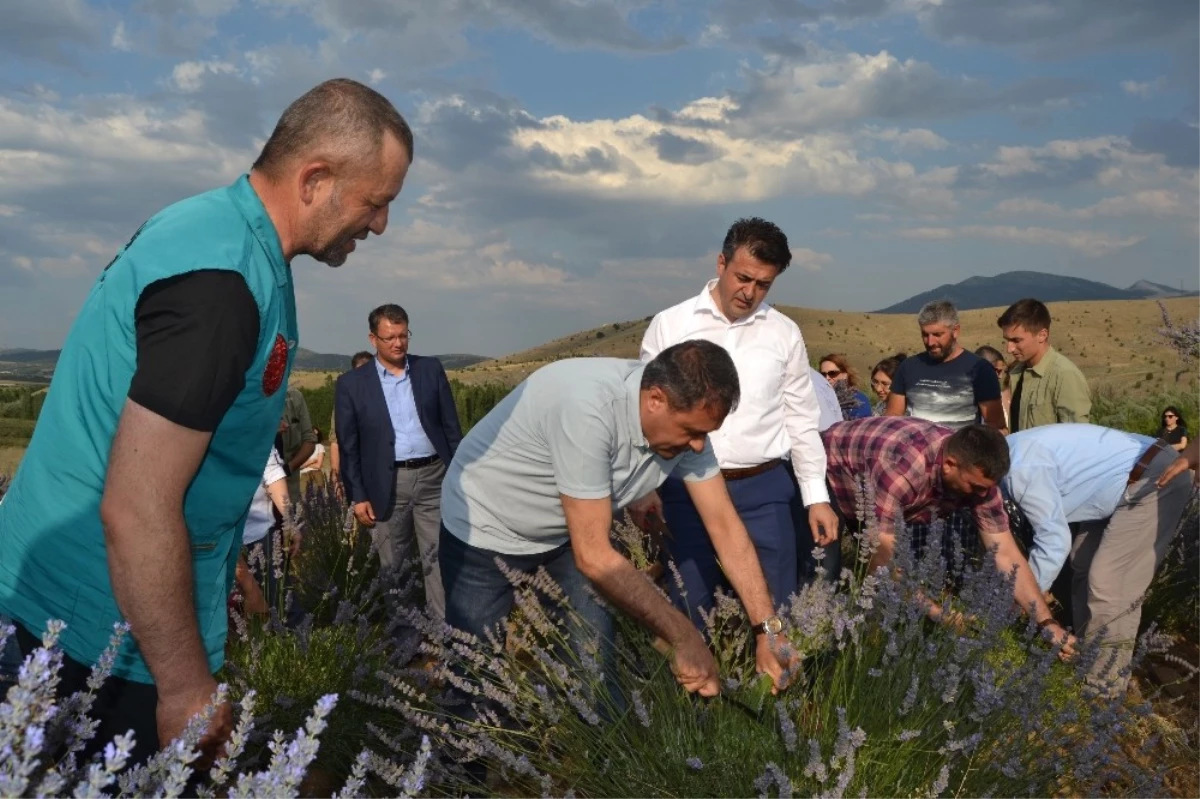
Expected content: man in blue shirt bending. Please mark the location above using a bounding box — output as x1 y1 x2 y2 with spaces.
1001 424 1193 695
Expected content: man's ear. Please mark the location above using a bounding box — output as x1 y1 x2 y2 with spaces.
646 385 672 414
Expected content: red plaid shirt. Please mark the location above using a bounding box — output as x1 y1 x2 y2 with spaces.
819 416 1008 535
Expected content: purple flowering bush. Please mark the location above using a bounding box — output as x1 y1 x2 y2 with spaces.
361 516 1173 798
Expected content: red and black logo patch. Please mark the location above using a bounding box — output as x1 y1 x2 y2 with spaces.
263 333 288 396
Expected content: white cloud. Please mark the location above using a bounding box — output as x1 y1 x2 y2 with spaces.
367 68 387 85
899 223 1143 255
860 125 950 151
994 190 1190 219
111 21 131 52
1120 77 1166 98
791 247 834 271
169 59 241 93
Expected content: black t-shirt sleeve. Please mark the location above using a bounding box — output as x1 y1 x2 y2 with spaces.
128 270 261 432
970 357 1002 403
890 357 910 395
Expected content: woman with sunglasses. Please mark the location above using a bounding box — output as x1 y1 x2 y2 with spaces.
818 353 873 419
1158 406 1189 452
975 346 1012 432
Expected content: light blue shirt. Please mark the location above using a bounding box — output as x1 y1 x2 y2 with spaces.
1001 424 1156 591
377 358 436 461
441 358 720 555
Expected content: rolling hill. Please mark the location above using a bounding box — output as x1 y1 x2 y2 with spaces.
0 347 488 381
876 271 1197 314
449 296 1200 401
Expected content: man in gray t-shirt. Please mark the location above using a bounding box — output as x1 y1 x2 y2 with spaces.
440 340 795 698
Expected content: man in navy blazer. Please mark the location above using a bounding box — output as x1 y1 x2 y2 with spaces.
335 304 463 621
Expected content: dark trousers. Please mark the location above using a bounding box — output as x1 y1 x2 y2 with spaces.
439 525 616 689
13 623 159 767
790 468 842 587
661 463 796 628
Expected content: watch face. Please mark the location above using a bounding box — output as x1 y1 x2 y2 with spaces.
763 617 783 635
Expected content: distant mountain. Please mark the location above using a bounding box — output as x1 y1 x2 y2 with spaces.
875 270 1197 314
0 349 60 364
1126 279 1191 298
0 347 489 376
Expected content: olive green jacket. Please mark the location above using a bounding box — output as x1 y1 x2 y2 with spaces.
1010 347 1091 431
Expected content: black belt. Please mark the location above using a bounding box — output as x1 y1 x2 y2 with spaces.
395 454 440 469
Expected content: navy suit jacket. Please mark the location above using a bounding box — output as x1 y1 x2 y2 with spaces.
334 354 463 521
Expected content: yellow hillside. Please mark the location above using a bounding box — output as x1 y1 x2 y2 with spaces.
449 297 1200 397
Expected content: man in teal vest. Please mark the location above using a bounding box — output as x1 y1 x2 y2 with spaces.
0 78 413 765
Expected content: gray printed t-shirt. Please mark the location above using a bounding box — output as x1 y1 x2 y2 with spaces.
891 350 1001 430
441 358 721 555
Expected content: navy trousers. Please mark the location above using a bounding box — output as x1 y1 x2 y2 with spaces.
661 463 797 629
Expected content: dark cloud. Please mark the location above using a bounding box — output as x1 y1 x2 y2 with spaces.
921 0 1198 58
649 131 722 164
264 0 686 55
755 34 809 60
0 0 107 67
1130 118 1200 168
416 94 544 171
954 155 1109 191
716 0 893 27
527 143 623 175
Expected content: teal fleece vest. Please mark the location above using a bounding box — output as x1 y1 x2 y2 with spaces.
0 175 297 682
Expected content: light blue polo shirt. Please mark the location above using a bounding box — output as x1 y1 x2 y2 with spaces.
0 174 296 682
441 358 720 555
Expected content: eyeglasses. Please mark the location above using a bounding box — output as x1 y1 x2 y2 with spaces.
373 331 413 345
1164 413 1177 419
821 369 842 379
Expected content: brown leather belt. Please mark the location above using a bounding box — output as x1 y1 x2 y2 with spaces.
1128 439 1170 484
720 460 783 482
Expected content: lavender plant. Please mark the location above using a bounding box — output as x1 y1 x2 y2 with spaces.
0 619 405 797
363 513 1164 798
1158 301 1200 369
222 479 420 780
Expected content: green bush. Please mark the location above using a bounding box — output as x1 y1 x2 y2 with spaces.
1090 386 1198 437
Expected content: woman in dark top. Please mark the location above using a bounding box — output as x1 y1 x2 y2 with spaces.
1158 406 1189 452
818 353 873 419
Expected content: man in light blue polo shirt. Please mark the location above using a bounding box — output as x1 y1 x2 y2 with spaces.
0 78 413 766
440 340 795 700
1001 423 1192 694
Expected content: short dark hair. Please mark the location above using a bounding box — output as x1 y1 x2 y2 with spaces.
252 78 414 179
944 425 1010 481
642 340 740 418
997 298 1051 333
368 304 409 333
721 217 792 272
351 350 373 368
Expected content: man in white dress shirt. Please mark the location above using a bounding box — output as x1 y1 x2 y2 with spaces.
637 217 839 624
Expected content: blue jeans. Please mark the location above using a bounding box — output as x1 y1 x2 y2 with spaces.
439 526 619 710
661 463 797 629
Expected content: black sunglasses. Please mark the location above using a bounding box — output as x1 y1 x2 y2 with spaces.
821 369 843 378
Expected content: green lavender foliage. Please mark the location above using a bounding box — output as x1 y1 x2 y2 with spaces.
366 521 1165 798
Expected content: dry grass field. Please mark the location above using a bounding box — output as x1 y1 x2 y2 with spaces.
449 297 1200 396
1 296 1194 477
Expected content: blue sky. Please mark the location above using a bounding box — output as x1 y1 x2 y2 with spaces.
2 0 1197 357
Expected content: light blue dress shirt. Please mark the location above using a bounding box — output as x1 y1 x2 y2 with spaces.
1001 424 1156 591
377 358 436 461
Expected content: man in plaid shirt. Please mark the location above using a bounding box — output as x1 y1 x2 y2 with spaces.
821 416 1073 651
